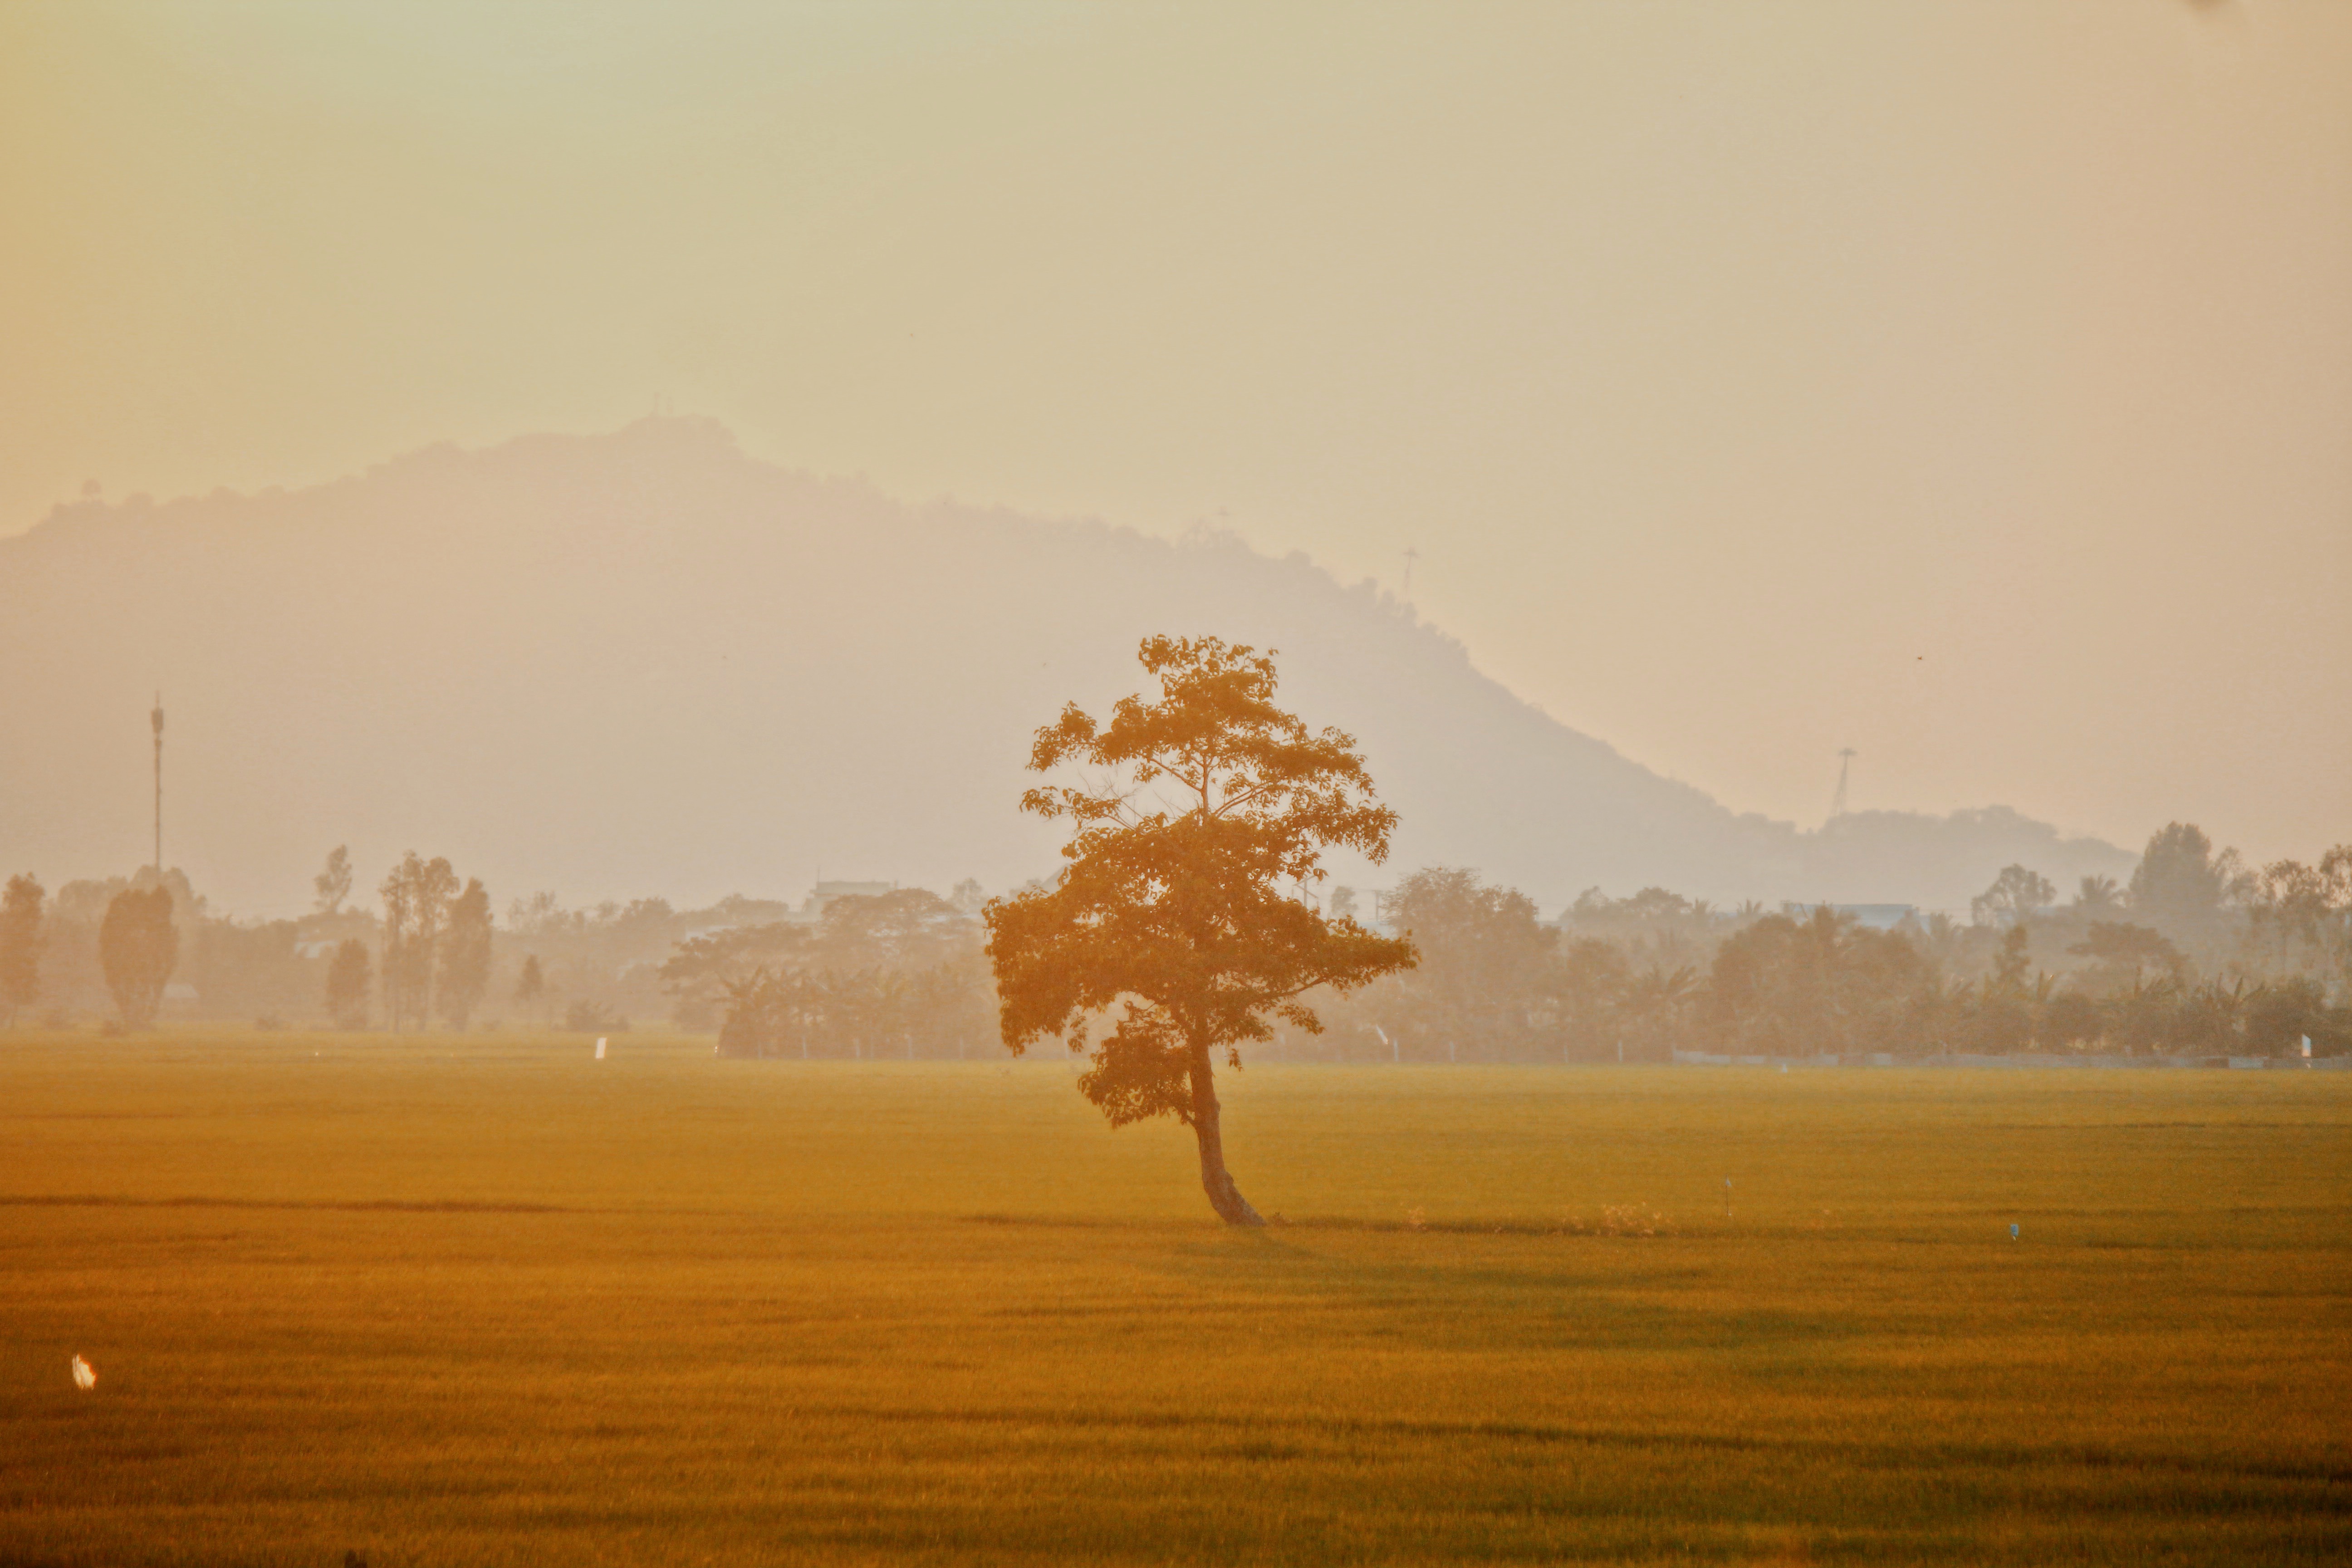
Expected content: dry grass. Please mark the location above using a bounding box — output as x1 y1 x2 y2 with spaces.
1 1030 2347 1565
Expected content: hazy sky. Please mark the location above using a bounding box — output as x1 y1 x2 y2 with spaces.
5 2 2346 864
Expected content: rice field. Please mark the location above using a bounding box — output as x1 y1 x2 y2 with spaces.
1 1030 2346 1565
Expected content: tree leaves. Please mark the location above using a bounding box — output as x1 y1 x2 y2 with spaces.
985 637 1416 1127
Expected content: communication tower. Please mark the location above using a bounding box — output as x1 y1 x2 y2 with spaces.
1829 747 1856 822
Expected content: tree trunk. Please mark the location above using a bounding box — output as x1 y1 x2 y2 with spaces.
1189 1042 1265 1226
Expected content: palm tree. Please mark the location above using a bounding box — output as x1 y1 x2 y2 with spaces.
2073 875 2122 913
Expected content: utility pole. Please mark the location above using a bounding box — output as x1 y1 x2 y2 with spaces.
150 693 165 872
1829 747 1856 822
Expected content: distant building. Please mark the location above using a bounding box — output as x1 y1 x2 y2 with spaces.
1781 902 1917 931
809 880 893 908
780 881 898 922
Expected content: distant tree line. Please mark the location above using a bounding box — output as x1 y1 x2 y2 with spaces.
0 847 493 1032
0 872 196 1031
666 887 995 1059
1300 825 2350 1063
5 820 2341 1059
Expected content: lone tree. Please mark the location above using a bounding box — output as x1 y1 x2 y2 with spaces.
99 885 178 1028
985 635 1415 1225
0 874 45 1026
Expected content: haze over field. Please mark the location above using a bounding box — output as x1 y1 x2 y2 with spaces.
5 10 2352 1564
1 419 2141 916
4 2 2347 876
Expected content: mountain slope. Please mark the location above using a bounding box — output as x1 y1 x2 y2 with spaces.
0 420 2134 914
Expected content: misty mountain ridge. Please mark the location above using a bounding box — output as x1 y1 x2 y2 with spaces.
0 419 2135 916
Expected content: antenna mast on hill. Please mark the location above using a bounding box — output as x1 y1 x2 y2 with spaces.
1401 546 1419 599
150 693 165 872
1829 747 1856 823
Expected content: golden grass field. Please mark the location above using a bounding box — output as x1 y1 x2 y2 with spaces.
2 1030 2347 1566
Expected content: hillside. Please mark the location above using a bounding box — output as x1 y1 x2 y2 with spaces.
0 420 2134 915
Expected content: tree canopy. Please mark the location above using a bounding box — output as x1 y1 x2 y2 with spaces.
98 886 177 1028
1971 864 2056 929
1380 867 1552 1060
985 635 1415 1224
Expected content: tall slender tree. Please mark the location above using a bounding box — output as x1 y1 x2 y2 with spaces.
314 845 353 916
438 878 494 1028
380 853 458 1031
514 954 547 1027
985 636 1415 1225
325 938 372 1029
0 874 45 1027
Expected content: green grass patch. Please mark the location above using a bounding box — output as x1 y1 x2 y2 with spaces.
2 1030 2347 1564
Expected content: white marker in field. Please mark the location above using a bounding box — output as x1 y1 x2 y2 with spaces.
595 1038 607 1061
71 1355 96 1391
